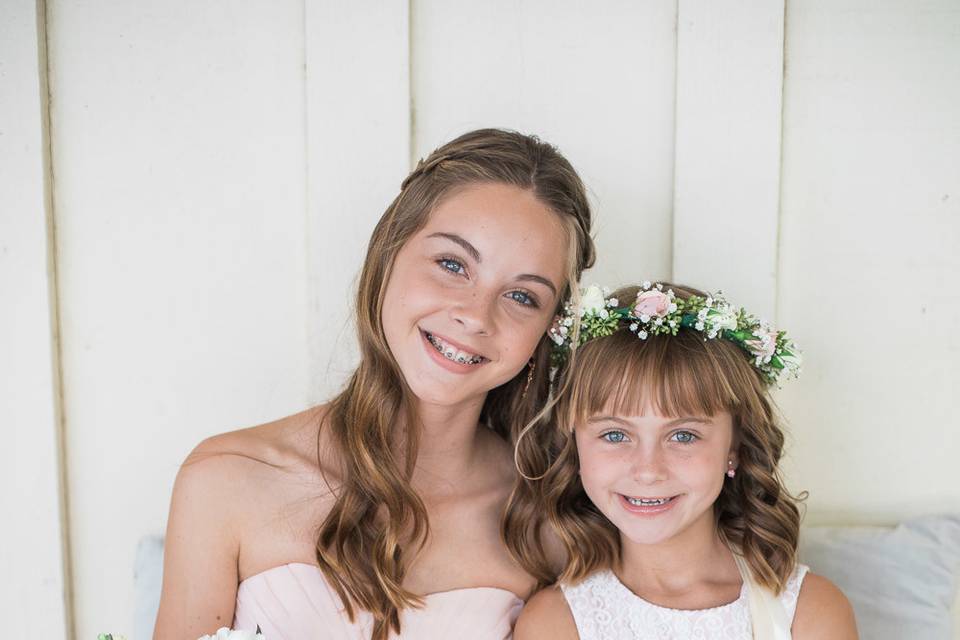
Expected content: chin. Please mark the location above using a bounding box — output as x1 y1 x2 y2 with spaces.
621 528 679 547
405 375 482 407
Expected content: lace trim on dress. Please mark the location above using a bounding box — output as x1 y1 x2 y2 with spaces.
560 563 808 640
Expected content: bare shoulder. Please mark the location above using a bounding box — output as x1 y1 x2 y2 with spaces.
186 404 329 471
792 572 858 639
514 585 579 640
166 412 310 547
153 406 329 640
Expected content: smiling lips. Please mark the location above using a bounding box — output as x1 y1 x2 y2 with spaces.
423 330 487 365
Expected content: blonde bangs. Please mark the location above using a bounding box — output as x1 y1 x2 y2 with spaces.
562 330 743 430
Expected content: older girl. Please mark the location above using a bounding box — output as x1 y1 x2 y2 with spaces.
154 129 595 640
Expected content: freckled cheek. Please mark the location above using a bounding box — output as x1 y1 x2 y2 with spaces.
498 315 548 359
578 447 630 491
574 444 601 486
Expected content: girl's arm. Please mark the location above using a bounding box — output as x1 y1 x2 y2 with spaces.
513 586 579 640
791 573 859 639
152 438 244 639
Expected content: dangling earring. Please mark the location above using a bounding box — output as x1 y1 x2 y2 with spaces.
521 359 536 400
726 460 736 478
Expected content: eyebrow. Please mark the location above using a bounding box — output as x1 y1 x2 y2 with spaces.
586 415 632 426
518 274 558 297
586 415 712 427
427 232 481 263
427 232 559 297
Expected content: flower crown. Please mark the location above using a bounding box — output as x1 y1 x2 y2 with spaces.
548 282 802 385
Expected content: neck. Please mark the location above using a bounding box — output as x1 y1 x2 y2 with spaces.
617 512 737 594
409 393 488 489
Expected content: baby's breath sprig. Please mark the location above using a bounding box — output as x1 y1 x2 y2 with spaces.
548 282 802 385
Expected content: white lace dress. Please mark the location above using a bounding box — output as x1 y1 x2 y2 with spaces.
560 564 808 640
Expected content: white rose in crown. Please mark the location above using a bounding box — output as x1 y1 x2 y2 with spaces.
579 285 607 315
709 306 739 332
198 628 265 640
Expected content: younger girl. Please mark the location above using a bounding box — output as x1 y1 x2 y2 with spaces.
511 283 857 639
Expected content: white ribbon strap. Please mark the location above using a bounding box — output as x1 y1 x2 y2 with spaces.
732 553 792 640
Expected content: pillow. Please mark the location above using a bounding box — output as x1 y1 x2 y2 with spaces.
134 535 165 640
799 514 960 640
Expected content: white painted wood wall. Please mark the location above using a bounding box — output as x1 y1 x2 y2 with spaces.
2 0 957 637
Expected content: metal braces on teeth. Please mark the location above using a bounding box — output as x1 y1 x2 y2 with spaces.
426 332 482 365
628 497 671 506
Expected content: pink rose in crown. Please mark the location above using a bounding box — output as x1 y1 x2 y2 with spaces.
746 329 779 359
634 289 672 318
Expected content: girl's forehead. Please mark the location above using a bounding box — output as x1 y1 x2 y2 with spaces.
416 185 570 279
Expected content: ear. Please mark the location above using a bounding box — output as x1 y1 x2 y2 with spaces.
727 417 741 470
727 442 740 471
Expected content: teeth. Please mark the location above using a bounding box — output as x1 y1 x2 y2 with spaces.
626 496 672 506
426 332 483 365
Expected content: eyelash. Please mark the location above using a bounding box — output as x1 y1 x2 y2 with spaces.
435 256 541 309
599 430 699 444
601 430 627 443
670 431 699 444
438 256 466 276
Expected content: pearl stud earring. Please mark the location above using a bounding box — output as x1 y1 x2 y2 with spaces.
726 461 736 478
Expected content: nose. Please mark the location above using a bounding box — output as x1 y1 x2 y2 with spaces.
628 445 668 485
449 288 496 336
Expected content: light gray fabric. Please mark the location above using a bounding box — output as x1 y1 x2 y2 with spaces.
134 535 164 640
799 514 960 640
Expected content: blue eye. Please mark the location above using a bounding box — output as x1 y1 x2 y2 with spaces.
438 257 466 276
506 290 539 308
601 431 627 443
670 431 698 444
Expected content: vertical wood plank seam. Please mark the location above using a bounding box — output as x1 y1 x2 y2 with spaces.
668 0 681 282
773 0 788 325
407 0 416 170
36 0 75 636
301 0 312 403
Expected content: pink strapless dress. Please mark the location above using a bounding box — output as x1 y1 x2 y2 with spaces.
233 562 524 639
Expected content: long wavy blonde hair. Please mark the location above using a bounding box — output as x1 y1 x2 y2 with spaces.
507 284 804 594
316 129 595 640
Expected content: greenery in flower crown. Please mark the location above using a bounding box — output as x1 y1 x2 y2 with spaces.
548 282 802 385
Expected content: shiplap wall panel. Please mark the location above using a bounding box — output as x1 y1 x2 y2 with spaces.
1 1 70 635
46 1 310 636
305 1 411 401
776 0 960 524
412 0 678 286
13 0 960 635
672 0 785 319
